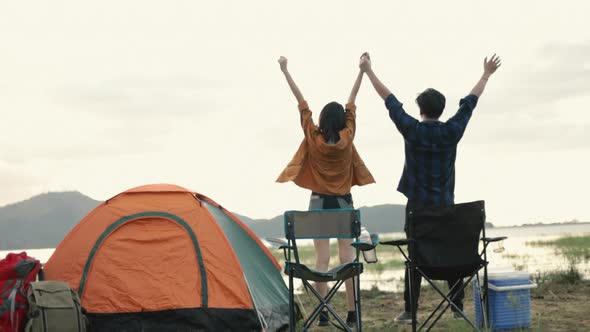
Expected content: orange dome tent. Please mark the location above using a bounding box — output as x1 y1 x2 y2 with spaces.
43 184 290 331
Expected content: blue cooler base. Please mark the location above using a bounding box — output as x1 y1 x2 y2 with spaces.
474 275 533 330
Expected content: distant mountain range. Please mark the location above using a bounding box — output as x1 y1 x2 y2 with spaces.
233 203 407 239
0 192 101 250
0 192 407 250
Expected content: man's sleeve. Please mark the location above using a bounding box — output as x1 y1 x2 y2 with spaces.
446 94 478 141
385 93 418 138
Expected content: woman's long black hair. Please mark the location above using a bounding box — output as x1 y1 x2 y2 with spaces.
319 102 346 143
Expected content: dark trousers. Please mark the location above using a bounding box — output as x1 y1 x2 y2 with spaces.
403 201 465 313
403 267 465 313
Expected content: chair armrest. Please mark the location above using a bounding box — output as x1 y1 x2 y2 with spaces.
265 237 293 262
351 241 375 251
482 236 507 243
380 239 412 247
265 237 289 249
370 233 379 246
351 234 380 251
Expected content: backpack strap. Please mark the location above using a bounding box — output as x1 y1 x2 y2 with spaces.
9 279 22 331
0 280 15 315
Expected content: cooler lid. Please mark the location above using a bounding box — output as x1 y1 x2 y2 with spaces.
480 269 531 280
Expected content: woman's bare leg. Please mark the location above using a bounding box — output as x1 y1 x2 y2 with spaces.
338 238 356 311
313 239 331 299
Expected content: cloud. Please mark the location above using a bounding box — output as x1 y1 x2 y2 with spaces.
493 41 590 109
524 42 590 100
60 75 232 117
2 138 158 164
466 118 589 152
0 161 41 206
1 75 239 164
458 41 590 151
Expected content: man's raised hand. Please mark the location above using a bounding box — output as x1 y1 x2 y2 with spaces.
483 54 501 78
470 54 501 97
359 52 371 72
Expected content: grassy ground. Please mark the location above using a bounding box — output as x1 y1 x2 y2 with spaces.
294 278 590 331
526 235 590 250
277 235 590 330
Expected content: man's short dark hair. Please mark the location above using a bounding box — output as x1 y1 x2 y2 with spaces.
416 88 446 119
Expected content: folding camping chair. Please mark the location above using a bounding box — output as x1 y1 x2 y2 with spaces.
277 209 377 332
380 200 506 332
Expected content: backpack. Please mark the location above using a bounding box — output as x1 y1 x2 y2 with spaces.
25 281 88 332
0 252 41 332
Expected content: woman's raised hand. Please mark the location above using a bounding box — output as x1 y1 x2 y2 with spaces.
278 56 288 73
359 52 371 72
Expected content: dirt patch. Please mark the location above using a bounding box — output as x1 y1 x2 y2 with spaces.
295 280 590 331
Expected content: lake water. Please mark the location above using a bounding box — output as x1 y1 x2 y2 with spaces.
2 223 589 293
359 223 590 291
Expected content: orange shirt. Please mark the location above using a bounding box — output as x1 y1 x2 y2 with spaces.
276 101 375 195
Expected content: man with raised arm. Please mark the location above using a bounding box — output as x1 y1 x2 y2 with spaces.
360 53 501 323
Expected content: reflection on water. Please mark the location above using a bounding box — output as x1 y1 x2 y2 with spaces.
485 224 590 278
0 248 55 265
1 223 588 293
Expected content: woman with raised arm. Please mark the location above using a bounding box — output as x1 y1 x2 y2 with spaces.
276 56 375 327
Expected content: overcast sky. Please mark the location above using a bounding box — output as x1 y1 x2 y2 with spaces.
1 1 589 226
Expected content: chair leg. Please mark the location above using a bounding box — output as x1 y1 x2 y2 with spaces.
301 283 326 331
294 272 362 332
289 272 295 332
483 263 490 330
421 292 448 330
421 278 463 330
408 263 417 332
475 273 487 330
419 271 480 332
355 274 362 332
302 279 351 331
422 291 459 331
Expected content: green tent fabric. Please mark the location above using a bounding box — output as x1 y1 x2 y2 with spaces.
203 202 290 331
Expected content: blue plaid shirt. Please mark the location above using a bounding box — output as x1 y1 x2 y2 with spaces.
385 93 479 206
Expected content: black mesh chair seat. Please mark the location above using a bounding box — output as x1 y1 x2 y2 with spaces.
380 200 507 331
420 263 484 281
284 261 363 282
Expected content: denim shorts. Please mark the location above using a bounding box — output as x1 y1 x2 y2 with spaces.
308 192 354 210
